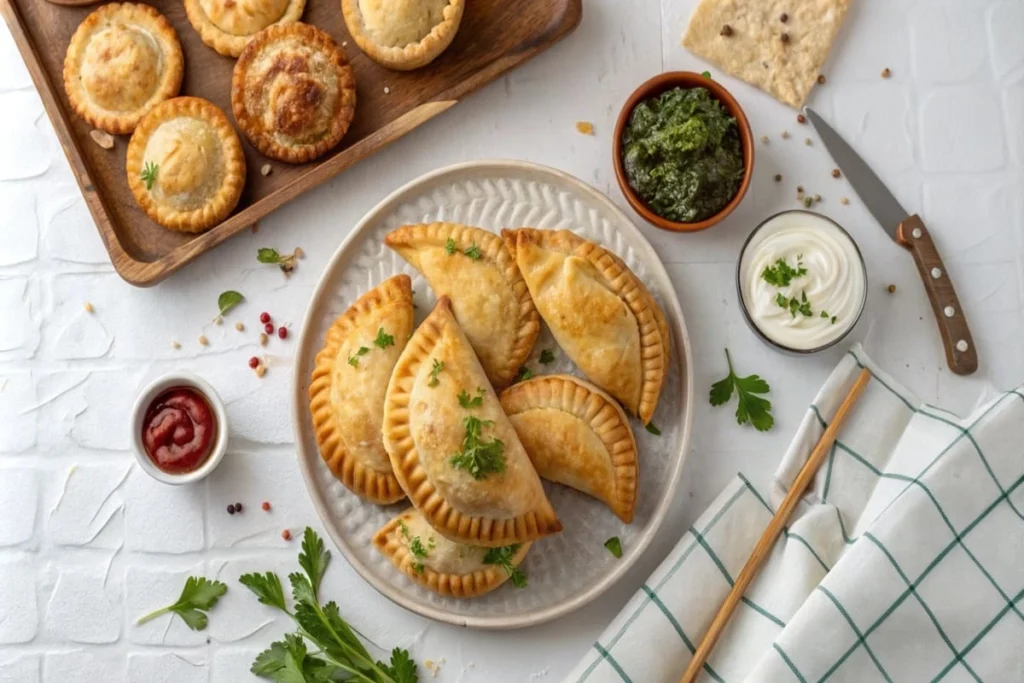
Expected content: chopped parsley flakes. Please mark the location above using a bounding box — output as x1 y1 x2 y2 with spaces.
373 327 395 349
347 346 370 367
449 416 505 479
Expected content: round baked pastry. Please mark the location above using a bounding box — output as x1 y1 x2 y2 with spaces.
341 0 464 71
126 97 246 233
185 0 306 58
63 3 184 135
231 23 356 164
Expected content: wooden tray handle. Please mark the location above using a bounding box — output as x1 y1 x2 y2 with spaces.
896 214 978 376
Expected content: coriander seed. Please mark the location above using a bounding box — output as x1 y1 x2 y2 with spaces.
84 302 94 313
832 168 841 178
198 335 209 346
888 284 896 294
817 74 826 84
796 185 804 193
780 12 788 22
235 321 245 331
760 135 769 144
881 67 891 78
781 130 790 139
805 137 812 145
774 174 782 182
797 113 806 124
721 24 733 36
841 196 850 205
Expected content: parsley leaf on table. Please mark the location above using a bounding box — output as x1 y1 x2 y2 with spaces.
604 537 623 558
515 366 533 383
483 545 527 588
538 349 556 365
709 348 774 432
136 576 227 631
217 290 244 316
645 422 661 436
257 248 282 264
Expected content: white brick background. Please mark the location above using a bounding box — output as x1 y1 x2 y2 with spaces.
1 1 1022 680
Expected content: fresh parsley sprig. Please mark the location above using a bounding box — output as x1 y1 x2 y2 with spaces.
140 161 159 190
538 349 556 365
457 387 485 409
483 545 527 588
761 257 807 288
374 328 395 349
449 416 505 479
709 348 774 432
604 537 623 558
257 247 303 275
463 243 482 260
348 346 370 367
428 359 444 387
444 237 457 255
240 528 419 683
515 366 533 383
136 576 227 631
775 290 813 318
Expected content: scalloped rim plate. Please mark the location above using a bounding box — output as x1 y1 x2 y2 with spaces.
291 160 693 629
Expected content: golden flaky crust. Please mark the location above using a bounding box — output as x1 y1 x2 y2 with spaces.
382 296 562 547
503 228 670 424
63 3 183 135
231 23 356 163
385 223 540 389
309 275 413 504
500 375 638 524
185 0 307 58
341 0 464 71
373 509 530 598
126 97 246 232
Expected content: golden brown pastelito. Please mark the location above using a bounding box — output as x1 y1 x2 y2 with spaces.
500 374 638 523
126 97 245 232
503 228 670 424
186 0 307 58
342 0 464 71
382 296 561 547
309 275 414 504
63 3 183 135
373 508 531 597
232 23 356 163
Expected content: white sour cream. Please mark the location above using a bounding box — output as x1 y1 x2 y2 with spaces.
739 211 865 351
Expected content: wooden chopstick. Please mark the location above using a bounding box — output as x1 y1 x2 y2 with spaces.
679 367 872 683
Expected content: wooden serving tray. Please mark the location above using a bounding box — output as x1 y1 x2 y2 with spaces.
0 0 582 286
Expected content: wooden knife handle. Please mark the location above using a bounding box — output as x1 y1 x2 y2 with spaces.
896 215 978 375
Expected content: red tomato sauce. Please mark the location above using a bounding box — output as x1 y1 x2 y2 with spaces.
141 387 217 474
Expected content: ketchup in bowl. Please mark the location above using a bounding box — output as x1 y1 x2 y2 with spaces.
141 387 217 474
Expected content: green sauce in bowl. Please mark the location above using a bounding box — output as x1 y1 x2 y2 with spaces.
621 86 745 223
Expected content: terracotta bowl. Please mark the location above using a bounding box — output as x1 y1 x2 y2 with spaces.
613 71 754 232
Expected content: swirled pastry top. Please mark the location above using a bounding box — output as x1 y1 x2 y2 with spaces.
341 0 464 70
63 3 183 134
185 0 306 58
231 23 356 163
126 97 246 233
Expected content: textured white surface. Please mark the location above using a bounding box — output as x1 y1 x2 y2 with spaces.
1 0 1022 680
293 162 690 628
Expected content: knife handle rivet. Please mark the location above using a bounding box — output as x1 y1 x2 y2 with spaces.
944 305 956 317
931 268 942 279
956 340 969 352
912 228 922 239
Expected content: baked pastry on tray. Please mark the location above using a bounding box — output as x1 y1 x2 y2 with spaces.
374 508 530 597
232 23 357 163
341 0 464 71
63 3 183 135
503 228 670 425
382 296 561 547
126 97 246 232
500 374 638 524
385 222 539 389
309 275 414 504
185 0 306 58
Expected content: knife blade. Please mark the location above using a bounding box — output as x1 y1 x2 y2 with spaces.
804 107 978 376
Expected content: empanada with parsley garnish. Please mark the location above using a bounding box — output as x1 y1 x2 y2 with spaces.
384 222 540 389
309 274 413 504
382 296 561 547
373 508 531 598
500 374 638 523
502 228 670 425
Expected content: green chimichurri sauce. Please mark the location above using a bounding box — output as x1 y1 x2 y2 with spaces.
621 86 745 223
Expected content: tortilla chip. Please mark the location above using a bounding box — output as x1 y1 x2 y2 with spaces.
682 0 850 108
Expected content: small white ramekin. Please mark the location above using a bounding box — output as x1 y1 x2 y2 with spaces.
130 371 228 485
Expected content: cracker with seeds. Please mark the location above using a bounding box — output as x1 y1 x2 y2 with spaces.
682 0 850 108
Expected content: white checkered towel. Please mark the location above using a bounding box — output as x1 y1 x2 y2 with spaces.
566 345 1024 683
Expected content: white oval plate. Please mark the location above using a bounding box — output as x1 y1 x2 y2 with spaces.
292 160 694 629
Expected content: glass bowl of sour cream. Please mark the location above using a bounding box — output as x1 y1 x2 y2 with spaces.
737 210 867 354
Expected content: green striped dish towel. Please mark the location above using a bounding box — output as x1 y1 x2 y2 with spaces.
567 345 1024 683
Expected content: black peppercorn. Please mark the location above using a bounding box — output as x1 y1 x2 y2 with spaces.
781 32 790 43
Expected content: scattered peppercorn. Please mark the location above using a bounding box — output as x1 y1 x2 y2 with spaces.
720 24 733 37
881 67 891 79
248 356 259 369
171 341 181 350
832 168 841 178
797 114 806 124
256 365 267 378
260 312 271 324
282 529 292 541
198 335 209 346
805 137 813 146
278 326 288 339
780 12 788 22
235 502 242 512
817 74 826 85
760 135 769 144
227 504 236 514
841 197 850 205
797 185 804 193
781 32 790 43
781 130 790 139
888 284 896 294
262 501 271 511
264 322 274 334
259 332 268 346
774 174 782 182
235 321 245 331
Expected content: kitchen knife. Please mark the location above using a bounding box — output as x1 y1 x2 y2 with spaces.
804 107 977 376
